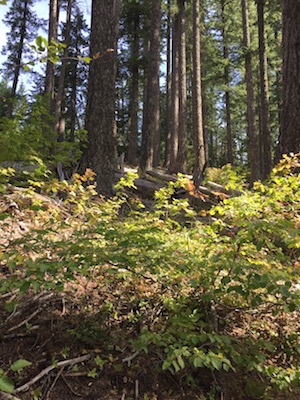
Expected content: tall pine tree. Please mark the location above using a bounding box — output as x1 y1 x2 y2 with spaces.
1 0 43 116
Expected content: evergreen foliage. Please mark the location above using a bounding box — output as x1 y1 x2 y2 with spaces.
1 0 44 90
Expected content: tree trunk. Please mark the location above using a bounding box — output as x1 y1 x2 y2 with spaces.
276 0 300 160
54 0 73 141
127 10 139 166
11 1 29 98
169 13 179 173
6 0 30 117
69 53 78 143
192 0 206 187
140 24 150 170
69 8 83 143
151 0 162 168
45 0 60 105
84 0 121 196
257 0 271 178
164 0 172 168
274 29 282 136
175 0 187 173
221 0 234 165
140 0 161 171
241 0 260 184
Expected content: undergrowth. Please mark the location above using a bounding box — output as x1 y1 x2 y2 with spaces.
0 154 300 398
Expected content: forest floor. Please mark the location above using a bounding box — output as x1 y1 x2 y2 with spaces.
0 177 300 400
3 272 299 400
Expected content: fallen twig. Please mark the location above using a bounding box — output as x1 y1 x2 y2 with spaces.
3 325 39 339
14 354 92 394
0 392 22 400
135 380 139 400
4 292 55 324
7 308 42 332
45 366 65 400
61 374 83 397
122 350 141 365
0 289 18 299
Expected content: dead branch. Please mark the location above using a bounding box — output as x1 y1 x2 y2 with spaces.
0 393 22 400
0 290 18 299
13 354 92 394
3 325 39 339
4 292 55 325
122 350 141 365
45 366 65 400
61 374 83 397
7 308 42 332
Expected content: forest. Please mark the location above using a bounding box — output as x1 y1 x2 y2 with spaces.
0 0 300 399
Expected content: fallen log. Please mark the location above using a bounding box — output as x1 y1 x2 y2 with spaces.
115 167 243 207
144 169 179 183
133 178 164 198
144 169 228 201
206 181 244 197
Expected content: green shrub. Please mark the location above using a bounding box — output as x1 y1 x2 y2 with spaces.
1 157 300 396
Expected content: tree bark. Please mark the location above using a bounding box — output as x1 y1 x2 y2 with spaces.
11 0 29 98
221 0 234 165
54 0 73 141
241 0 260 184
140 0 161 171
257 0 271 178
276 0 300 160
175 0 187 173
45 0 60 105
192 0 206 187
169 13 179 173
84 0 121 196
164 0 172 169
127 9 140 165
140 19 150 170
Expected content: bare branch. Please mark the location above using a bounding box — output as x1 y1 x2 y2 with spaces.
14 354 91 394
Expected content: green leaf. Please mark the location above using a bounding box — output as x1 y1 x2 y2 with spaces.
19 281 31 293
177 356 185 369
0 375 14 393
10 359 32 372
193 357 204 368
221 276 231 285
82 56 92 64
87 368 97 378
256 240 264 251
162 360 171 370
279 285 290 298
211 357 222 370
4 300 18 313
172 360 180 372
35 36 43 47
